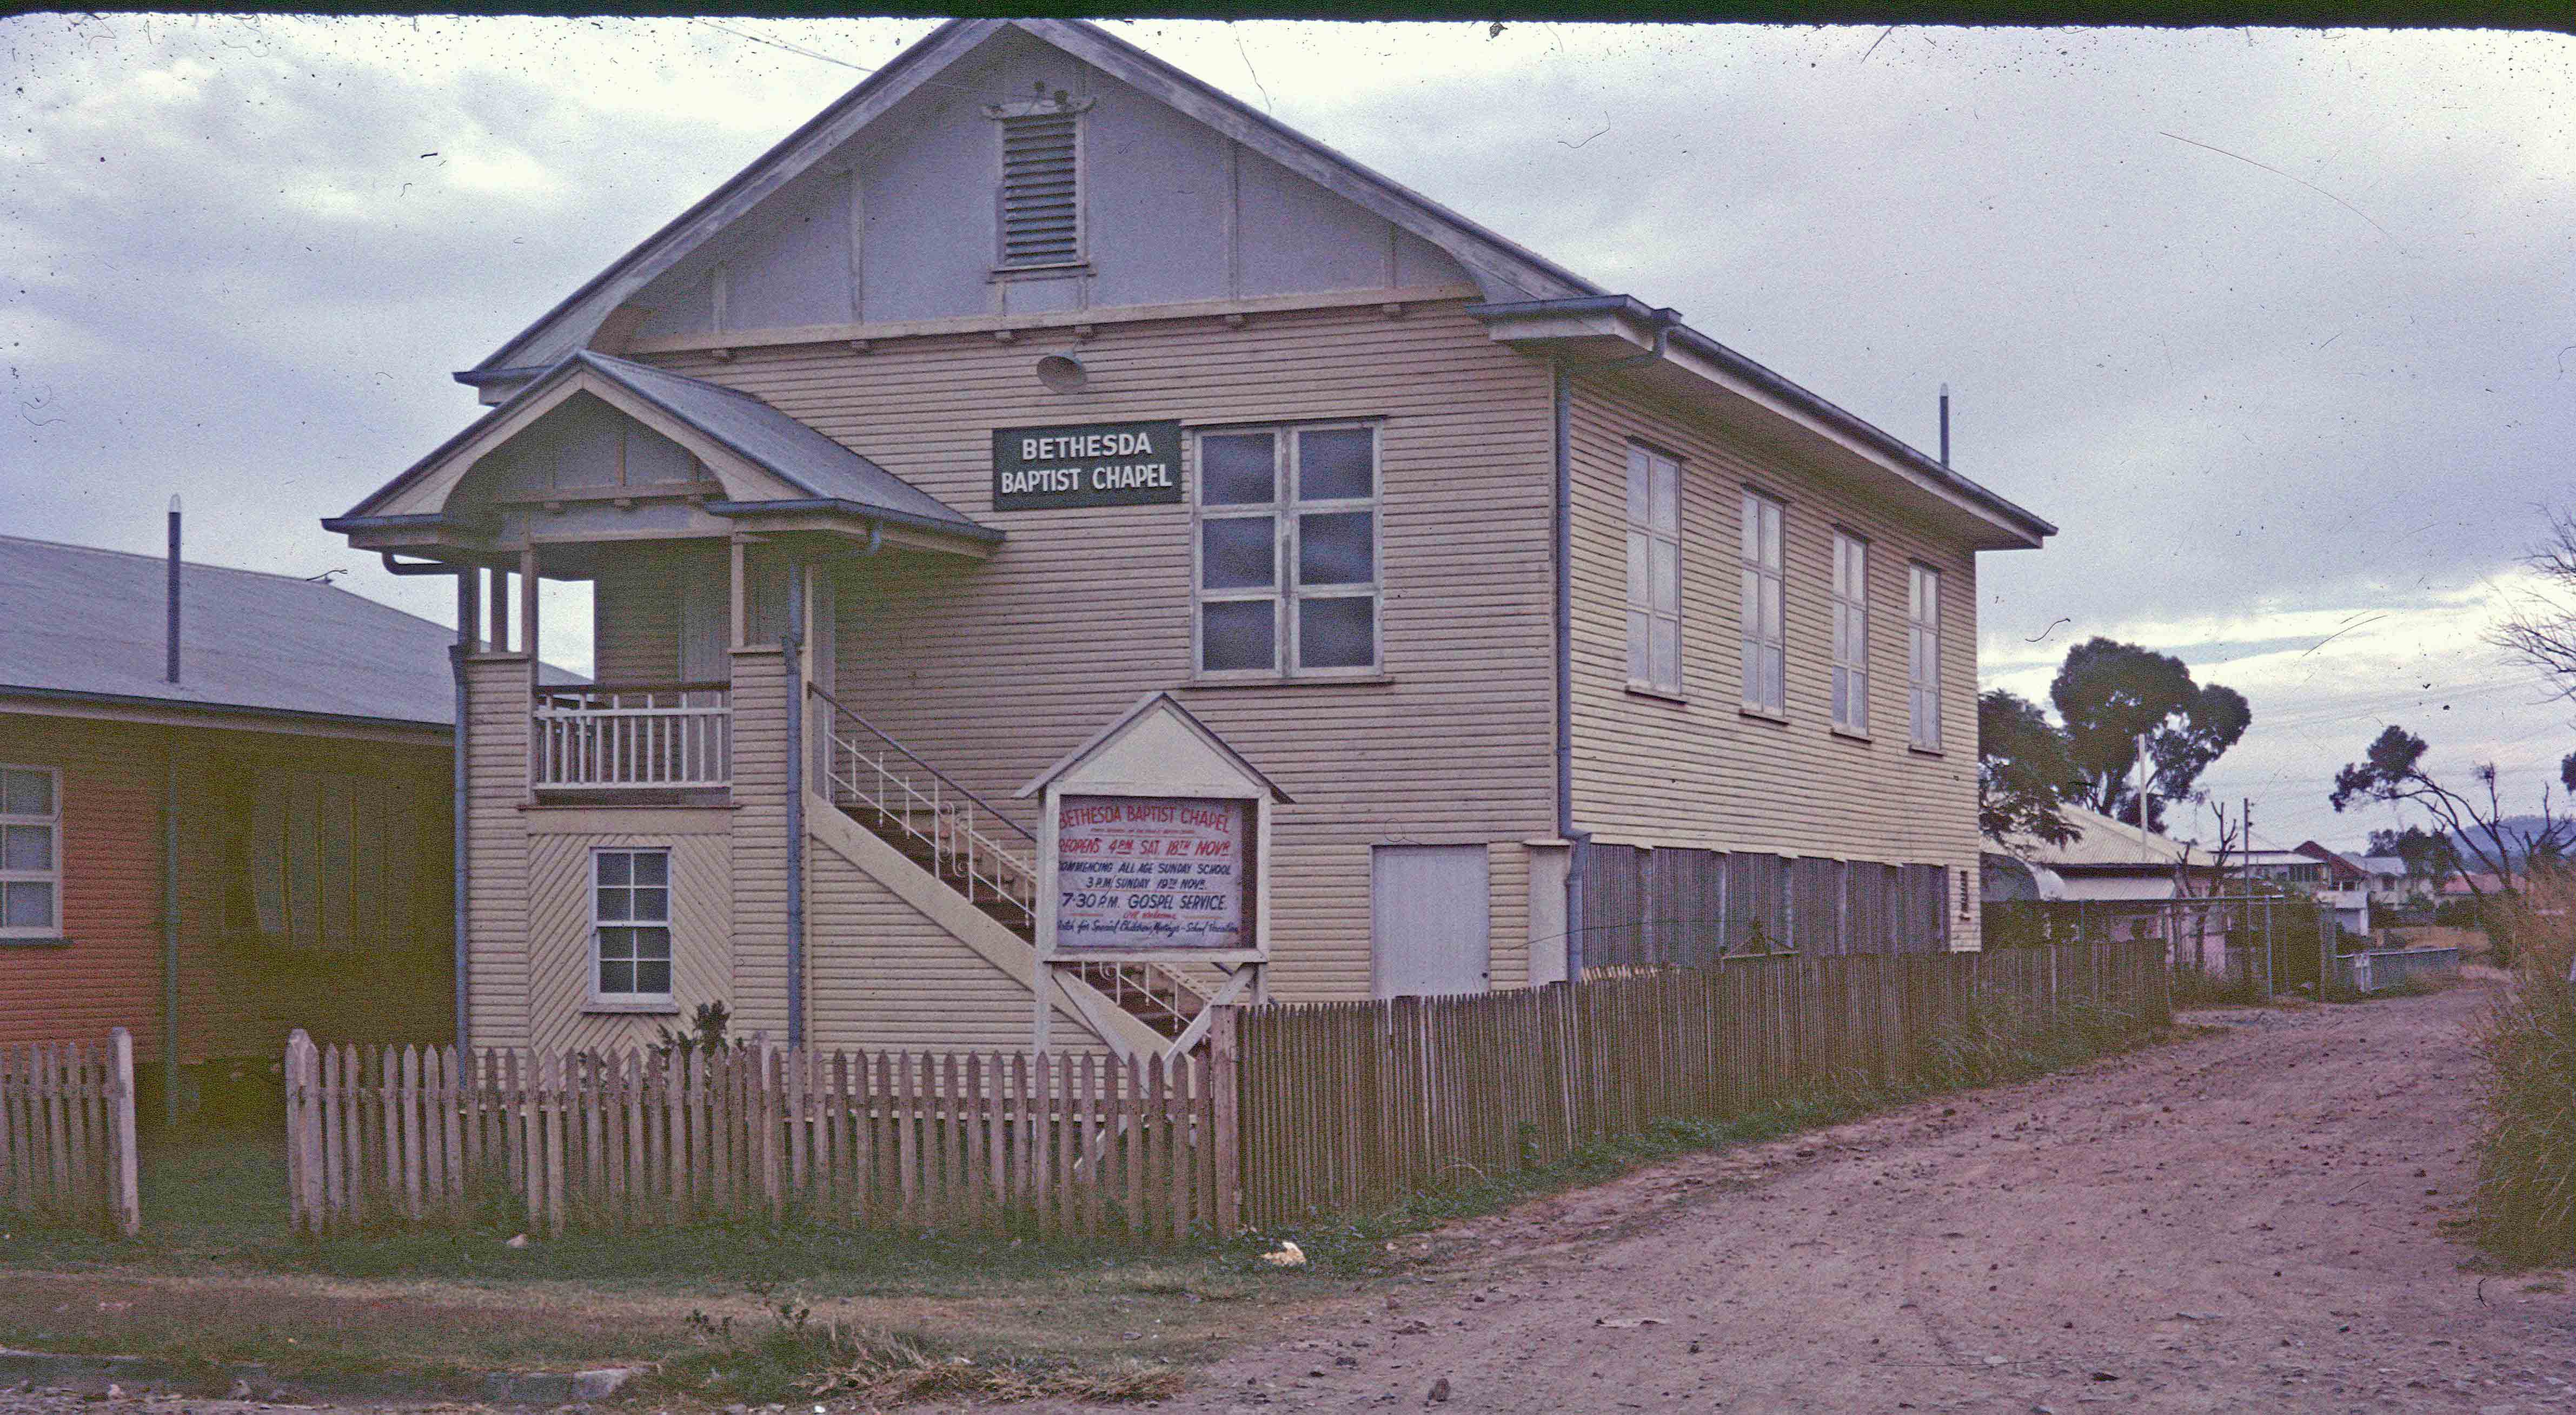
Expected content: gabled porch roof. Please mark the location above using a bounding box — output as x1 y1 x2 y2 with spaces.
326 350 998 557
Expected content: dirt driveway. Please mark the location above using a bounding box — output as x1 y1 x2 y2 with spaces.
1026 980 2573 1414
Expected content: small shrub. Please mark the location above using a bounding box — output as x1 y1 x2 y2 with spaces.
2474 883 2576 1265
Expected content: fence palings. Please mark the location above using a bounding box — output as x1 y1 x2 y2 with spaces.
1234 941 2167 1228
0 1030 141 1235
280 1020 1234 1245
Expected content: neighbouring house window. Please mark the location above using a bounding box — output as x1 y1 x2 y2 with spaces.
1739 491 1786 715
1626 445 1683 696
1908 563 1944 750
0 766 59 938
593 848 673 1003
995 107 1083 269
1194 424 1381 678
1831 531 1870 734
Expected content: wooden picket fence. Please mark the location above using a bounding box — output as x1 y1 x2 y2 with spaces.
282 1019 1238 1242
1233 941 2169 1225
0 1030 142 1236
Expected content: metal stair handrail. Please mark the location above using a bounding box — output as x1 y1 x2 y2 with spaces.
810 684 1037 912
807 685 1214 1040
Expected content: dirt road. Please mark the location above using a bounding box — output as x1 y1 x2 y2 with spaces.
3 983 2567 1415
1054 981 2574 1414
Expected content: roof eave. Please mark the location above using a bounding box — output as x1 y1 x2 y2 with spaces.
1468 297 2058 550
0 684 453 736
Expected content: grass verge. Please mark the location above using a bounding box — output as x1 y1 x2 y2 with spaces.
2474 883 2576 1267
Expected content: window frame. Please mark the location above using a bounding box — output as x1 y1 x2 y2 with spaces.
589 846 675 1008
989 100 1091 276
1189 420 1385 683
1625 443 1685 698
0 765 61 940
1907 561 1944 751
1830 530 1870 736
1738 490 1788 717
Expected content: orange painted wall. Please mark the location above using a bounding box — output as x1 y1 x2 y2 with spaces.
0 710 456 1060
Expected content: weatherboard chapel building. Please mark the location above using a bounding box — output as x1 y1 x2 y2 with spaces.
324 18 2054 1061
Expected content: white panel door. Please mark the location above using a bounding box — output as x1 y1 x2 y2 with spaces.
1372 844 1492 998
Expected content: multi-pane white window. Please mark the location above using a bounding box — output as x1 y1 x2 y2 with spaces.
1830 532 1870 734
1908 563 1944 750
1625 445 1683 696
1738 491 1787 715
592 848 673 1003
1194 424 1380 678
0 766 59 937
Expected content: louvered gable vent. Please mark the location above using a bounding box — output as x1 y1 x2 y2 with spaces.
998 110 1081 268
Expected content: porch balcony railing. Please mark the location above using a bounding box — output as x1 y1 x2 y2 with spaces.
532 684 732 790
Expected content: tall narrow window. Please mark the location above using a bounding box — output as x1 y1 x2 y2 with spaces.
1626 445 1683 696
1831 532 1869 734
995 107 1083 269
1193 424 1380 678
0 766 59 938
593 848 673 1003
1739 491 1786 715
1909 563 1944 750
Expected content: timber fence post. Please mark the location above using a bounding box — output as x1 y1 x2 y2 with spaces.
1209 1006 1241 1237
107 1028 140 1238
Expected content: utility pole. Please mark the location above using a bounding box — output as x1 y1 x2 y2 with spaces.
2134 732 2152 832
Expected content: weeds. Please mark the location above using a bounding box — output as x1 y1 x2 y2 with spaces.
654 1297 1181 1407
2473 882 2576 1266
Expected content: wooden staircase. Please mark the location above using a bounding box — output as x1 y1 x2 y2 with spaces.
813 690 1209 1041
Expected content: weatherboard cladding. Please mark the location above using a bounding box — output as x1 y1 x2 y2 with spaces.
657 298 1556 1002
1564 369 1985 946
0 535 454 727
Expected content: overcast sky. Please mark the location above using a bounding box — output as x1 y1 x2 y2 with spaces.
7 16 2573 850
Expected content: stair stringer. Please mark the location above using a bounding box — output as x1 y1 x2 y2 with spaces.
805 794 1169 1060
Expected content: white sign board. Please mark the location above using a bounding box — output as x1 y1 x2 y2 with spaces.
1053 795 1247 951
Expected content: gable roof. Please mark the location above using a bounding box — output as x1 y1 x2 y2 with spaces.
1017 691 1292 802
0 534 457 730
453 19 2050 551
334 351 994 544
467 20 1598 382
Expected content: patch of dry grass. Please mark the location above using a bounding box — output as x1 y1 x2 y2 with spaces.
2474 880 2576 1266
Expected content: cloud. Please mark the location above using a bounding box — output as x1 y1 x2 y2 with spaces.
2 15 2570 848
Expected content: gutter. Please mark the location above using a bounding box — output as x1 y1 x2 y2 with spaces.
1543 308 1682 980
382 551 477 1053
702 498 1005 545
0 684 450 738
782 566 807 1050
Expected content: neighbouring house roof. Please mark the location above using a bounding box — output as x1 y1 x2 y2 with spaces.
2359 855 2410 877
0 533 457 730
2293 840 2371 882
2441 872 2508 896
449 17 2050 552
2008 805 2204 875
333 351 995 545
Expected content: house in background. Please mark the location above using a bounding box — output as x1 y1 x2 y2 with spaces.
0 533 456 1118
2236 841 2372 934
323 18 2053 1063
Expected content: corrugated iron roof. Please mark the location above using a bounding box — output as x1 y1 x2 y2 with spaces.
2011 805 2199 872
0 534 456 729
574 353 993 539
